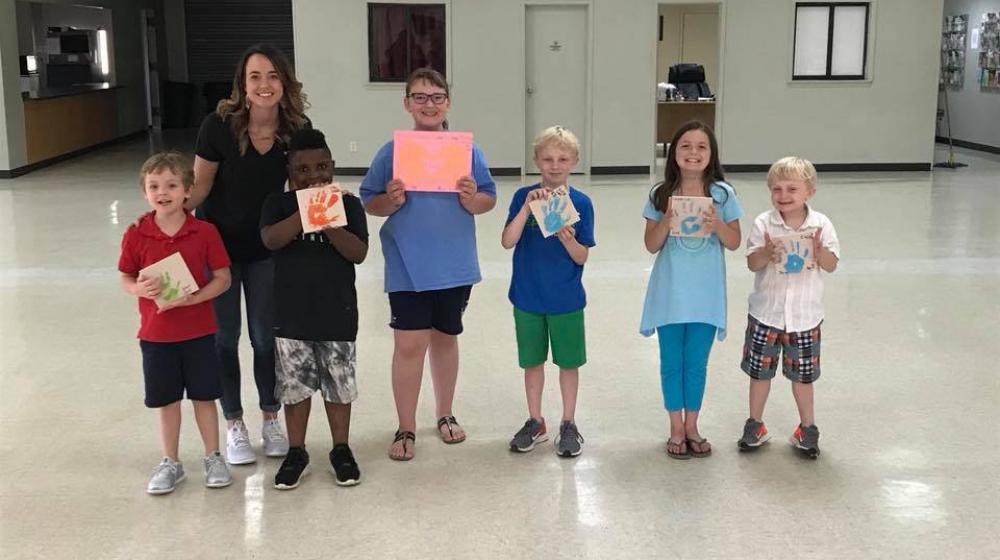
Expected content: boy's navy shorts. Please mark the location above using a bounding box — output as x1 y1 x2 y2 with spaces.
140 335 223 408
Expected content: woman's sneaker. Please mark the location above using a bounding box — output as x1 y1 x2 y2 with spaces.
226 419 256 465
329 444 361 487
509 417 548 452
147 457 185 495
738 418 771 451
554 421 584 458
204 451 233 488
262 418 289 457
274 446 310 490
790 424 821 458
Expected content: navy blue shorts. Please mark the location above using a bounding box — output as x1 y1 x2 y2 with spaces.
388 285 472 336
140 335 223 408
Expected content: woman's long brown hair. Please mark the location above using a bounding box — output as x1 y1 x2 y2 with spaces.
216 44 309 155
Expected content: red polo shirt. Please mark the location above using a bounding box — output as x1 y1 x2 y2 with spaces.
119 212 231 342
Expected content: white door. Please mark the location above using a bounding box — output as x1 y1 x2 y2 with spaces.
525 5 588 174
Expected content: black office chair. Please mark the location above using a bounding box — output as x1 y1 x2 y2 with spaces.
668 63 712 99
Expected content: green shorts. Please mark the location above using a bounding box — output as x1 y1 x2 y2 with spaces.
513 307 586 369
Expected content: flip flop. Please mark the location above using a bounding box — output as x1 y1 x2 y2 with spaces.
687 437 712 458
666 438 690 460
436 415 467 444
389 430 415 461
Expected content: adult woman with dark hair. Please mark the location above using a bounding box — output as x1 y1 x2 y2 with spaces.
189 44 309 465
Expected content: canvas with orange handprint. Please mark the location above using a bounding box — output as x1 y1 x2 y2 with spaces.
296 184 347 233
393 130 473 192
139 252 199 309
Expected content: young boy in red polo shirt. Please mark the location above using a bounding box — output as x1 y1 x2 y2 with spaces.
119 152 233 495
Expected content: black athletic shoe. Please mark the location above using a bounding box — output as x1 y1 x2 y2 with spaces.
330 444 361 486
274 446 310 490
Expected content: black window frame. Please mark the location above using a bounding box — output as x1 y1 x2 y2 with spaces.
792 2 870 81
367 3 447 83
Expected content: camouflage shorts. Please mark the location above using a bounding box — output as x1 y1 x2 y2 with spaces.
275 338 358 404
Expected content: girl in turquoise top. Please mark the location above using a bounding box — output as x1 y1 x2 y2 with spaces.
640 121 743 460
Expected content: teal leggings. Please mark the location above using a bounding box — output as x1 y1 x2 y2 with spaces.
656 323 717 412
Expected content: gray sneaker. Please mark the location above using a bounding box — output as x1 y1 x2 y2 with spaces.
738 418 771 451
555 421 584 458
262 419 289 457
790 424 821 458
226 420 256 465
147 458 185 495
204 451 233 488
509 417 548 452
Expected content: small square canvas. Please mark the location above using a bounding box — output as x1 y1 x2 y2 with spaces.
668 196 713 238
393 130 473 192
773 231 817 274
528 185 580 238
296 184 347 233
139 252 199 309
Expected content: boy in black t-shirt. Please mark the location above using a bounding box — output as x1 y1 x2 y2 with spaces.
260 129 369 489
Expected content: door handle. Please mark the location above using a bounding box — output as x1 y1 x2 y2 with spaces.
526 85 534 94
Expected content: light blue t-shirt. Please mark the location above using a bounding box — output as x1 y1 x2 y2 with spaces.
506 185 596 315
639 182 744 340
359 140 497 293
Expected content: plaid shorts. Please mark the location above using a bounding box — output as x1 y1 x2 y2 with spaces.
740 315 822 383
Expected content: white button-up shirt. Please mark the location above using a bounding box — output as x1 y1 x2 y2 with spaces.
746 207 840 332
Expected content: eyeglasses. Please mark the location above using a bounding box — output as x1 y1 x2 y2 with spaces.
407 92 449 105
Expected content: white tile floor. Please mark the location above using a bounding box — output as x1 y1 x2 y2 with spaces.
1 137 998 559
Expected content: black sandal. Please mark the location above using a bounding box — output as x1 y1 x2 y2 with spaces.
436 415 467 444
389 430 415 461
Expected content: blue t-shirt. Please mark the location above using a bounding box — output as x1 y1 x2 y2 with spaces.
506 185 596 315
360 140 497 293
639 182 744 340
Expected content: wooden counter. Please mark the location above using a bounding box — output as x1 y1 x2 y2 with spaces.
657 100 716 145
22 87 119 165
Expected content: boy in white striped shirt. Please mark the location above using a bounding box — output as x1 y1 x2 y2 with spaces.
737 157 840 458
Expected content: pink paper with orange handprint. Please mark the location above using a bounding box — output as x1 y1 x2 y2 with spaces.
296 184 347 233
392 130 473 192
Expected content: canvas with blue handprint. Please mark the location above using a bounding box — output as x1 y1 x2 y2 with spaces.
528 185 580 238
668 196 713 238
773 231 817 274
138 252 199 309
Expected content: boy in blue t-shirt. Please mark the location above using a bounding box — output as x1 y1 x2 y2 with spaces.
501 126 596 458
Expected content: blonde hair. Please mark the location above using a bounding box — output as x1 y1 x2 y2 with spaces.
767 156 817 189
533 126 580 158
139 151 193 190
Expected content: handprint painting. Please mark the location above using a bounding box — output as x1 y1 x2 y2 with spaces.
138 252 199 309
773 231 817 274
668 196 713 238
296 184 347 233
393 130 473 192
528 185 581 238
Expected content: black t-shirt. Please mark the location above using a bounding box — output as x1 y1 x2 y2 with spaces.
195 113 309 263
260 191 369 342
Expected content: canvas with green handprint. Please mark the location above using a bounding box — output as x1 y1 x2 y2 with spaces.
772 231 817 274
668 196 713 238
527 185 580 238
139 252 199 309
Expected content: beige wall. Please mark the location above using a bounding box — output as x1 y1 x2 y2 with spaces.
294 0 657 171
717 0 943 165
